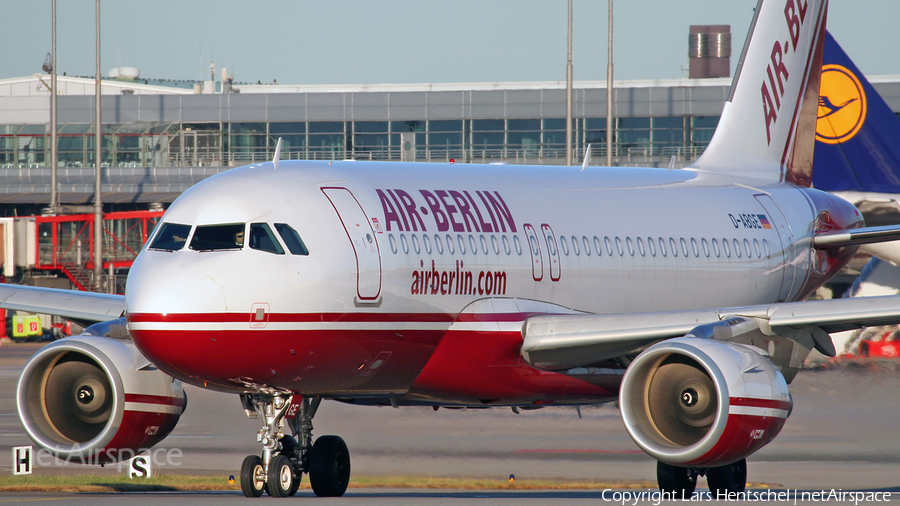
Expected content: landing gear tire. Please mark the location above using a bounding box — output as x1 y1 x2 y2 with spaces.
240 455 266 498
657 461 697 499
266 454 295 498
288 472 301 497
280 436 301 497
309 435 351 497
706 458 747 498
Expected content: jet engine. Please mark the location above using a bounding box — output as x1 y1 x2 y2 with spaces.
619 337 791 468
17 318 185 464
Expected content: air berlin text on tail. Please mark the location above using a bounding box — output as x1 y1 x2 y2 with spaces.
762 0 810 144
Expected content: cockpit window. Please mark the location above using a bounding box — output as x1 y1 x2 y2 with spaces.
249 223 285 255
274 223 309 256
189 223 246 251
149 223 191 251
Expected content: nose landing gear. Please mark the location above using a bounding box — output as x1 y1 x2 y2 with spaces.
238 393 350 499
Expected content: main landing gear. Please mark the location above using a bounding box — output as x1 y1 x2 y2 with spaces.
239 393 351 498
657 459 747 499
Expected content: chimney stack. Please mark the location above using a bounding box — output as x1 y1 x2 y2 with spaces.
689 25 731 78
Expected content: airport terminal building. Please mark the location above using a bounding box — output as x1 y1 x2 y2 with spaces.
1 72 900 196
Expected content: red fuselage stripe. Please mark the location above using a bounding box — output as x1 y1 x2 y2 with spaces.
729 397 791 411
124 393 186 407
128 312 458 323
127 312 559 325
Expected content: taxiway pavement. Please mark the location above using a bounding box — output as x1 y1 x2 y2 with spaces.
2 342 899 500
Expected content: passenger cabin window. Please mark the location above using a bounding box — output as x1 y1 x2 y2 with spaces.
249 223 285 255
150 223 191 251
433 234 443 254
190 223 245 251
274 223 310 255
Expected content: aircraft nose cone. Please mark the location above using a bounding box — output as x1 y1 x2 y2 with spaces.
126 252 228 316
125 250 233 381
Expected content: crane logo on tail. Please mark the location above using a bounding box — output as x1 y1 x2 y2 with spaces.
816 64 867 144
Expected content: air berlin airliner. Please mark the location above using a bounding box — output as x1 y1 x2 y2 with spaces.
7 0 900 498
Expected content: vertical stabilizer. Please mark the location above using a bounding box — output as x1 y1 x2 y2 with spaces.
691 0 828 186
812 32 900 193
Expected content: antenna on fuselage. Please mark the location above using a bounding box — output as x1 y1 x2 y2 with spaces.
581 143 592 171
668 155 676 172
272 137 283 170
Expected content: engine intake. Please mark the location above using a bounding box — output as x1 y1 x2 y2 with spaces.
619 337 791 467
17 319 185 464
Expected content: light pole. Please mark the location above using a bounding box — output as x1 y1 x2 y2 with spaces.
93 0 104 291
606 0 614 167
565 0 573 166
50 0 58 211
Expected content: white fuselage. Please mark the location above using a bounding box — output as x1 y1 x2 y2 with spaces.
125 160 856 400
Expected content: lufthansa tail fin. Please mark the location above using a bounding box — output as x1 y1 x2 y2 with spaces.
691 0 828 186
812 31 900 193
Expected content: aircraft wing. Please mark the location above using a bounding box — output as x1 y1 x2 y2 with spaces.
521 294 900 371
814 224 900 248
0 283 125 327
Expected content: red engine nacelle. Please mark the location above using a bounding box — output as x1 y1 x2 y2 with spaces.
17 318 186 464
619 337 791 468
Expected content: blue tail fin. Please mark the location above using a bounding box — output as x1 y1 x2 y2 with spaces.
813 31 900 192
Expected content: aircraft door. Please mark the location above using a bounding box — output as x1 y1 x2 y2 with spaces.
541 224 561 281
523 224 543 281
755 195 795 302
322 187 382 301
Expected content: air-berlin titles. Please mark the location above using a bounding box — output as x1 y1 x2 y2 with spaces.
377 189 515 297
761 0 810 144
376 189 517 234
